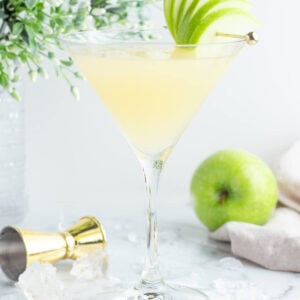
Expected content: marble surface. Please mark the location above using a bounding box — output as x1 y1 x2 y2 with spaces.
0 206 299 299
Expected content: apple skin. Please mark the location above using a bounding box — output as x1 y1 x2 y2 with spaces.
191 149 278 231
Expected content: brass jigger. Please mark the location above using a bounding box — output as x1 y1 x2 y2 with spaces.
0 216 106 281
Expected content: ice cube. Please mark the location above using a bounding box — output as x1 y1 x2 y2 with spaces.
17 263 64 300
70 249 108 280
218 257 244 271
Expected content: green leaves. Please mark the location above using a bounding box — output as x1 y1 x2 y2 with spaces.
0 0 81 99
91 0 106 9
25 0 37 9
12 22 23 35
60 58 74 67
0 73 10 89
0 0 154 100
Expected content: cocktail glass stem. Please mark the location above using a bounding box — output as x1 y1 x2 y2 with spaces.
138 156 165 290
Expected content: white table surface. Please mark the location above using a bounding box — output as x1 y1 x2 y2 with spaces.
0 204 299 300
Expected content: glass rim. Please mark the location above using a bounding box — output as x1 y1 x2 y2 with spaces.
59 28 246 47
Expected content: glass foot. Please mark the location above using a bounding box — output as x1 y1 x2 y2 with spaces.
95 282 208 300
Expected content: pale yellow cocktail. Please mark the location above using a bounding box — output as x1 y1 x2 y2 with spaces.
72 46 232 155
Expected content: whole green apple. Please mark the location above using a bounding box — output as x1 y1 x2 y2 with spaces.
191 149 278 231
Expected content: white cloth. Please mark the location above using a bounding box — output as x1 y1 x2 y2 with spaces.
275 141 300 213
210 208 300 272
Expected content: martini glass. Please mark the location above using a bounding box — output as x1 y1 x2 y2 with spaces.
62 27 247 299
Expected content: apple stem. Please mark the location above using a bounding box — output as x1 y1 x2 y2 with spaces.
219 191 228 206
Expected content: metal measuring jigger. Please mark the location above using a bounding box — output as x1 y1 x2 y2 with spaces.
0 216 107 281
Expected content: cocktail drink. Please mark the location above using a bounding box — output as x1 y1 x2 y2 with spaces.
71 39 237 156
62 28 247 299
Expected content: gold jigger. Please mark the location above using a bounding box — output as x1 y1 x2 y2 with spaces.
0 216 106 281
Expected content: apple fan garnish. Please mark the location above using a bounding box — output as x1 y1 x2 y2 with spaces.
164 0 260 44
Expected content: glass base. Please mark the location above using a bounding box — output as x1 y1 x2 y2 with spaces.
95 282 208 300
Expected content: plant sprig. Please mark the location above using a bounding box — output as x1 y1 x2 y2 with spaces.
0 0 154 100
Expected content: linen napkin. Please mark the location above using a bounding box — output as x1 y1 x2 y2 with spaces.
210 207 300 272
275 141 300 213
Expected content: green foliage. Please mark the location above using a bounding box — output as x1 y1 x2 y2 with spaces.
0 0 153 100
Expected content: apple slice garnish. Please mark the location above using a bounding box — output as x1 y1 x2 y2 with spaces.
176 0 253 43
164 0 175 37
186 8 259 44
164 0 199 39
164 0 183 38
164 0 259 45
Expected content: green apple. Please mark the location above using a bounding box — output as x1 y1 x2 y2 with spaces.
190 150 278 231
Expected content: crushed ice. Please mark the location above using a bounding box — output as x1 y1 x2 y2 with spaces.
70 249 108 280
17 263 64 300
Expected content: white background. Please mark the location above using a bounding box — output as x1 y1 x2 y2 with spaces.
25 0 300 215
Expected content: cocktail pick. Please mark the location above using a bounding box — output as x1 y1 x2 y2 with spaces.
0 216 106 281
216 31 259 45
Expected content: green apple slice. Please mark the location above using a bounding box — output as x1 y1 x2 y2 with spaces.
164 0 192 38
176 0 252 43
173 0 204 40
164 0 176 37
164 0 204 39
185 8 259 44
173 0 194 38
